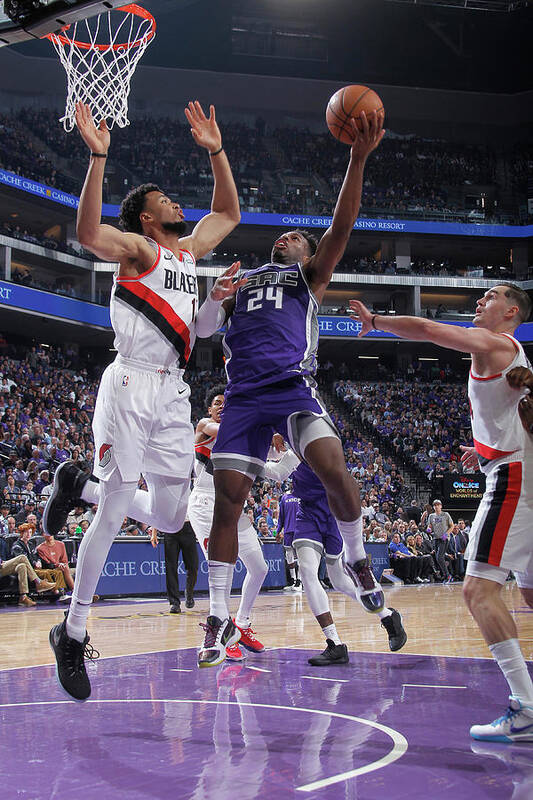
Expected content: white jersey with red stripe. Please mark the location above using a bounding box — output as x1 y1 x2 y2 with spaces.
110 237 198 369
193 433 216 492
469 333 532 474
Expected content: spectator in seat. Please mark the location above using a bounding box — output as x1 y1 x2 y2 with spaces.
257 518 273 538
15 500 37 526
389 532 418 584
446 523 468 581
37 531 75 593
406 534 431 582
66 504 86 528
11 523 65 592
0 503 10 535
0 534 55 606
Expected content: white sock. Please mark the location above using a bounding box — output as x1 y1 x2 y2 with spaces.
289 566 297 582
322 623 342 645
335 517 366 564
489 638 533 707
66 596 91 643
81 477 100 504
378 608 393 620
235 545 268 629
208 560 234 621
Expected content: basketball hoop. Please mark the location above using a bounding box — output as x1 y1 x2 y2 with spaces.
45 4 156 132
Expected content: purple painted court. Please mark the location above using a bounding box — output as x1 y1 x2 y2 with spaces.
1 645 531 799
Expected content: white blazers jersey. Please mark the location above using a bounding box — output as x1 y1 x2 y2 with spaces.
469 333 532 473
193 433 216 492
110 237 198 368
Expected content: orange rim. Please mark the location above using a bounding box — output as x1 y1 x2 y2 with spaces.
44 4 156 52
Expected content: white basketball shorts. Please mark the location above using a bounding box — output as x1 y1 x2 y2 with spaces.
465 457 533 575
187 488 260 558
92 355 194 483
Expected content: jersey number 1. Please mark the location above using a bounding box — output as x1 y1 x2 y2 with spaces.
246 286 283 312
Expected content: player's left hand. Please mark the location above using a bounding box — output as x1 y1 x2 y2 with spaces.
150 528 159 548
518 395 533 437
348 110 385 161
349 299 373 337
506 366 533 391
271 433 286 453
459 445 479 471
210 262 247 301
184 101 222 153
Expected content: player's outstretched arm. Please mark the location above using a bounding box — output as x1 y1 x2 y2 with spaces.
75 103 151 266
180 102 240 260
306 111 384 302
349 299 516 356
195 261 246 337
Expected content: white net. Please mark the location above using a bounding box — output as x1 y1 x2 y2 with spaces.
46 4 156 132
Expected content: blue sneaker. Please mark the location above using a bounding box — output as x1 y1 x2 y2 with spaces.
470 698 533 743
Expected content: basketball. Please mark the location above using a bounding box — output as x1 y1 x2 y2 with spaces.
326 84 384 144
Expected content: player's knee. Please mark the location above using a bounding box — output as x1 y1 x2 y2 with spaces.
463 576 496 612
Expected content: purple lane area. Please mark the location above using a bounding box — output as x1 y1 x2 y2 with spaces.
1 648 531 800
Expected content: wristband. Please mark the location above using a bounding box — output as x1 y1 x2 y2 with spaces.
209 146 223 156
91 152 107 158
371 314 379 330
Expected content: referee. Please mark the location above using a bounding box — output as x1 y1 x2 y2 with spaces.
151 520 198 613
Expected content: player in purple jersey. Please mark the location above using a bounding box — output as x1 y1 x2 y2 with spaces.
277 491 302 593
195 111 385 667
264 442 407 665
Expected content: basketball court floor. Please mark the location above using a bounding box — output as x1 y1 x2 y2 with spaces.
1 582 532 799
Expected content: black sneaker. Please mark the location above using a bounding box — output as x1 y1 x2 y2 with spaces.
344 555 385 613
198 615 240 668
49 614 99 701
169 604 181 614
381 608 407 652
42 460 90 536
185 597 195 609
308 639 349 666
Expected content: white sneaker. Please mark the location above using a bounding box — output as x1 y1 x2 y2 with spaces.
291 580 303 593
283 585 295 593
470 698 533 743
198 616 240 669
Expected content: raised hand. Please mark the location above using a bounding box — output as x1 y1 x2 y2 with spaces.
184 101 222 153
348 110 385 161
75 102 110 153
349 299 374 337
459 445 479 471
210 261 247 301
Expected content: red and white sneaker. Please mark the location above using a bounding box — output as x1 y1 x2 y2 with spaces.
226 642 246 661
234 620 265 653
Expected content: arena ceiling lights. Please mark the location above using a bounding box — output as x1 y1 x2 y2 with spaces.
385 0 529 10
0 0 126 46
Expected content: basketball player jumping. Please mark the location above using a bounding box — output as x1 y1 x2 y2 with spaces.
188 384 268 661
263 440 407 665
46 100 241 700
350 284 533 742
194 110 386 667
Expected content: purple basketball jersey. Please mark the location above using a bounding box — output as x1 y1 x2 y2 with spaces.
291 462 343 556
291 462 330 517
223 262 318 393
278 492 299 535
